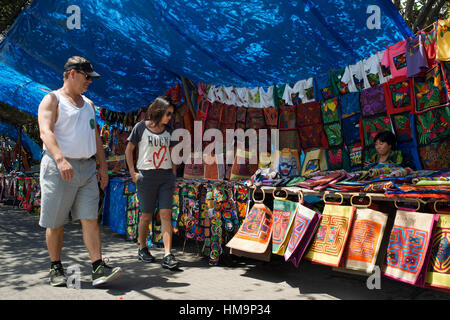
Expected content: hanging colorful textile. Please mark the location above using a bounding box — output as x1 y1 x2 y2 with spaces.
236 106 247 129
245 107 266 130
425 214 450 292
391 113 414 143
263 106 278 129
323 122 343 147
326 147 345 171
413 63 449 113
226 188 273 261
297 124 328 151
361 115 393 147
360 84 386 116
341 204 388 273
272 189 297 255
205 101 222 130
230 149 258 181
382 210 438 287
284 193 322 267
320 98 340 124
383 76 415 115
219 104 236 137
123 180 141 241
415 106 450 145
340 92 361 118
278 105 297 130
296 101 322 127
347 143 363 170
305 196 355 267
204 154 225 180
314 73 334 101
418 139 450 170
279 130 301 151
341 113 362 146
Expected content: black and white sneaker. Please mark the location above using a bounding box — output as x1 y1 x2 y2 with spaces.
49 264 67 287
162 253 181 270
92 259 122 287
138 247 156 263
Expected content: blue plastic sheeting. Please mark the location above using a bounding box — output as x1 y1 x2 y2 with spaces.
0 121 42 161
0 0 412 116
102 177 127 235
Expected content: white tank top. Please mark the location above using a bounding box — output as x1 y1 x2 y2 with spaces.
43 90 97 159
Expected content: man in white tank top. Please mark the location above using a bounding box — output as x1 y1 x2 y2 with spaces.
38 56 122 287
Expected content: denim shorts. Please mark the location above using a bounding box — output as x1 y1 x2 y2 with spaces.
39 152 99 228
136 169 175 214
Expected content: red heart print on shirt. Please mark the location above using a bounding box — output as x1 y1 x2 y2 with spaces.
152 146 167 169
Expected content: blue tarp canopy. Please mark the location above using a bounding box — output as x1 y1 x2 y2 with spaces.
0 0 412 116
0 121 42 161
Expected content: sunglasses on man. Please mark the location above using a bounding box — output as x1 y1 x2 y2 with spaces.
76 70 92 81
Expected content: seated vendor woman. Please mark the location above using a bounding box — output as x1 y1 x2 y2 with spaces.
366 131 404 166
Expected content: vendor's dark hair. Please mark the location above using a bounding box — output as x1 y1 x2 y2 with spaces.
374 131 397 148
145 96 174 125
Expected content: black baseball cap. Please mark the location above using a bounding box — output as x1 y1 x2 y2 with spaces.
64 61 100 78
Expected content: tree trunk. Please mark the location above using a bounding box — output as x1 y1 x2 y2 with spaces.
413 0 438 31
423 0 447 28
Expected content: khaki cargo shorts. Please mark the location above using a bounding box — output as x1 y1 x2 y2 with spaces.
39 152 99 228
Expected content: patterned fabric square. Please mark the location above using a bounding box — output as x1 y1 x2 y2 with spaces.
324 122 343 147
263 106 278 128
391 113 413 143
341 113 362 145
342 208 388 273
415 107 450 145
297 125 328 151
320 98 340 124
296 101 322 127
425 214 450 291
384 76 415 115
284 204 322 268
278 105 297 130
418 139 450 170
326 147 344 170
279 130 301 151
382 210 438 287
347 143 363 169
246 107 266 129
219 104 236 124
360 84 386 116
207 102 222 121
340 92 361 118
305 204 355 267
362 115 392 147
236 106 247 124
314 73 333 101
414 63 450 113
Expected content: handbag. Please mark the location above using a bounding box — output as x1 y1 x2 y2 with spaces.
284 191 322 267
425 214 450 292
301 148 328 177
226 188 273 261
272 189 298 255
382 208 439 287
273 148 301 178
340 196 388 273
305 193 355 267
